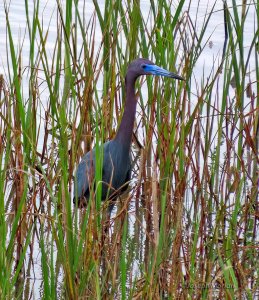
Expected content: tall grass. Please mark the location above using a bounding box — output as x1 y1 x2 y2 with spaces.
0 0 258 299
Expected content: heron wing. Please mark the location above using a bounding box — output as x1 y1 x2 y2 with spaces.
74 149 95 199
74 141 112 200
74 141 131 201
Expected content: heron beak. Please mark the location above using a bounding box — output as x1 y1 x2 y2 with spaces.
145 64 184 81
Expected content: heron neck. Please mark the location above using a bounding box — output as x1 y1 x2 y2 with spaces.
114 76 137 149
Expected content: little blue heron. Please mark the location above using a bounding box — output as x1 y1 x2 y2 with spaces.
74 58 184 210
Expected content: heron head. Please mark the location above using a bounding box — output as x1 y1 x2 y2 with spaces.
127 58 184 81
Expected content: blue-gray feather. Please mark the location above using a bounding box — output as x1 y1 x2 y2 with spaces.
74 140 131 206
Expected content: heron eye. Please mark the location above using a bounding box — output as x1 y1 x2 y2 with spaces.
142 64 147 70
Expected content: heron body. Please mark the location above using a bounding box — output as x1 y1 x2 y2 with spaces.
75 140 131 207
74 58 183 210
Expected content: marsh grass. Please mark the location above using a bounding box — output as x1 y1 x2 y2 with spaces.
0 0 258 299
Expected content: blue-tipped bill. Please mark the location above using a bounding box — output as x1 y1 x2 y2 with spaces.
143 64 184 80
